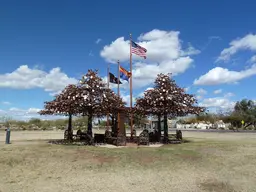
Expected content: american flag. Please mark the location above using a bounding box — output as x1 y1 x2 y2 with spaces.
131 40 147 59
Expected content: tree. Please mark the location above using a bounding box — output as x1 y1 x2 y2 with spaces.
77 69 125 136
135 88 163 140
100 88 126 135
231 99 256 128
135 73 204 142
39 84 82 140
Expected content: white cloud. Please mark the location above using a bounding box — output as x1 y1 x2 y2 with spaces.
120 92 136 105
213 89 222 94
193 64 256 85
216 34 256 62
224 92 235 97
181 43 201 56
196 95 203 100
197 88 207 95
137 87 153 97
1 101 11 105
95 38 102 44
0 65 78 94
249 55 256 63
0 107 67 121
1 107 41 120
184 87 190 92
100 29 199 89
199 97 235 110
9 107 41 114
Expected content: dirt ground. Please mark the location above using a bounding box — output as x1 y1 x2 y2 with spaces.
0 130 256 192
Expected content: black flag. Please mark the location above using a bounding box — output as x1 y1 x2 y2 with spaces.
109 72 122 84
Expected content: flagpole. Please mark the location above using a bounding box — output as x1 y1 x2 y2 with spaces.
117 60 120 135
130 33 133 139
107 64 110 130
117 60 120 97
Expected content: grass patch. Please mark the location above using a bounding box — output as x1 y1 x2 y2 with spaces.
0 133 256 192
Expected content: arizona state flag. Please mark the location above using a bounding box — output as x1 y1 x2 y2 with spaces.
109 72 122 84
119 66 131 81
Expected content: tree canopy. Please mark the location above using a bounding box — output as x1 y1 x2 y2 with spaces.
39 69 126 137
229 99 256 127
135 73 204 117
135 73 204 141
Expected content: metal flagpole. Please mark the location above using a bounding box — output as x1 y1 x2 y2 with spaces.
106 64 110 130
117 60 120 135
130 33 133 138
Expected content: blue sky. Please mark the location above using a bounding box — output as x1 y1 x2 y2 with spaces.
1 0 256 120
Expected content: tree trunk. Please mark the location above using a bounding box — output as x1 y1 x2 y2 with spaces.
67 113 73 140
87 109 93 137
68 114 73 140
114 115 118 136
164 113 168 143
157 114 161 142
111 116 115 133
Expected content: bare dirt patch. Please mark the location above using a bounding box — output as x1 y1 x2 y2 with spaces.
199 180 236 192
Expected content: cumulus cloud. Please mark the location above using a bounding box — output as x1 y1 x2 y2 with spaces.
0 65 78 94
181 43 201 56
224 92 235 97
100 29 199 89
137 87 153 97
196 95 203 100
120 92 136 105
213 89 222 94
184 87 190 92
199 97 235 110
9 107 41 114
0 107 67 121
197 88 207 95
216 34 256 62
249 55 256 63
193 64 256 85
